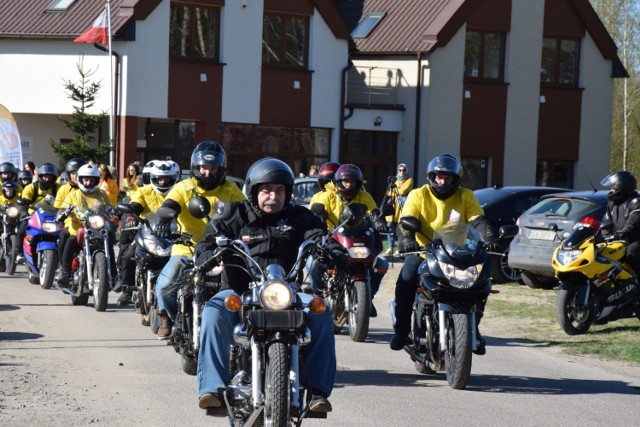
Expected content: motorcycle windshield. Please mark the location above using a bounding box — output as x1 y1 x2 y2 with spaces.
433 222 482 256
562 226 595 249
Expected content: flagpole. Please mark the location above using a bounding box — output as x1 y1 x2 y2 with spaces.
107 0 114 167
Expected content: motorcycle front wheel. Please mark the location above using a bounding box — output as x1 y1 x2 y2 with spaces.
444 313 472 390
264 342 290 427
6 234 18 275
39 249 58 289
557 287 595 335
347 280 370 342
92 252 109 312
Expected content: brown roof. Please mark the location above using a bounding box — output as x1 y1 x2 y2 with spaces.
0 0 159 40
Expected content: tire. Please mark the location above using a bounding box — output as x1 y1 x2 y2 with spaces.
6 234 18 275
557 287 595 335
150 305 160 335
39 250 58 289
347 280 370 342
28 273 40 284
181 354 197 376
0 253 6 272
92 252 109 312
490 249 522 284
71 294 89 306
264 342 289 427
444 313 473 390
521 271 558 290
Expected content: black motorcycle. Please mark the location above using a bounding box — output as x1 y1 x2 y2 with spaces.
0 200 27 275
397 218 515 389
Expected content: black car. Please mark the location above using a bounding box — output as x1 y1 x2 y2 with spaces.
508 190 609 289
473 186 570 283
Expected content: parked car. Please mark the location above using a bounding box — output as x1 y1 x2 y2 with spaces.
473 186 570 283
291 177 320 208
508 190 609 289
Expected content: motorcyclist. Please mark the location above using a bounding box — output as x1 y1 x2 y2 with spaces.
194 157 341 414
54 158 87 270
21 163 60 206
308 161 340 226
310 163 388 316
0 181 20 205
114 160 180 306
600 171 640 276
18 170 33 190
141 160 156 186
390 153 492 353
57 164 113 287
152 141 246 339
0 162 18 186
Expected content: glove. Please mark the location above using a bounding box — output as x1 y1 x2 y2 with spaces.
374 219 388 233
485 241 502 253
154 221 171 239
315 247 335 270
123 215 138 230
400 239 419 254
614 230 627 241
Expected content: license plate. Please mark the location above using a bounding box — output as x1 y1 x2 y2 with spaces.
528 229 556 240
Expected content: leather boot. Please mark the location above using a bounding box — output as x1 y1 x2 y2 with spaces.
157 311 172 340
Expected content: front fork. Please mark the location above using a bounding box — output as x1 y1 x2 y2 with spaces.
437 304 477 352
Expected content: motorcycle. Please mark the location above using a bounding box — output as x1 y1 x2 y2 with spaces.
396 218 515 389
56 204 117 311
23 195 64 288
201 233 328 425
115 204 174 331
551 223 640 335
311 202 390 342
0 199 27 275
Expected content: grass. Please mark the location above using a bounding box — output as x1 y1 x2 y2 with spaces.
484 282 640 365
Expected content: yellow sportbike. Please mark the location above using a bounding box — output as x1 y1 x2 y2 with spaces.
552 225 640 335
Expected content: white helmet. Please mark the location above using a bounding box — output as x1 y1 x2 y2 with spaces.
150 160 180 195
142 160 156 186
77 164 100 194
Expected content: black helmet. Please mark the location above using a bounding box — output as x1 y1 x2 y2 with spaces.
2 180 18 199
244 158 294 206
426 153 462 200
191 141 227 190
37 163 59 191
318 162 340 190
334 164 363 199
601 171 637 202
0 162 17 182
66 157 86 174
18 169 33 185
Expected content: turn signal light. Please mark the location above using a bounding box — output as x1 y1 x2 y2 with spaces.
308 296 326 314
491 289 500 294
225 294 242 312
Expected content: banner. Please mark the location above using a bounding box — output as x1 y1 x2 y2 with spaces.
0 104 23 167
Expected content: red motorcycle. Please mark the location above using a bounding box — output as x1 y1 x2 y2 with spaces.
312 203 391 342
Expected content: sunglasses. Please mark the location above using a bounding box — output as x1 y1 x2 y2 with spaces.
398 168 406 172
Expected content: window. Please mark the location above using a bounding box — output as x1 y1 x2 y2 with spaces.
541 37 580 86
170 5 219 61
263 14 309 68
460 157 489 189
464 31 505 81
351 12 386 38
47 0 76 12
536 161 574 188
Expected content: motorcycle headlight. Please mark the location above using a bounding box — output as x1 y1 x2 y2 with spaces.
41 222 62 233
7 206 19 218
348 246 371 259
438 261 483 289
88 215 105 230
556 249 582 266
261 281 293 310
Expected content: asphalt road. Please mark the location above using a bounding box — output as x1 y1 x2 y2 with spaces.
1 262 639 426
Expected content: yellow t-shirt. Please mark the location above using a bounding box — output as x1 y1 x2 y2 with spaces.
122 177 139 199
313 189 377 230
21 182 59 207
386 177 414 222
99 178 119 205
54 183 74 209
165 178 246 257
400 185 484 246
62 188 112 236
0 194 19 206
130 185 166 217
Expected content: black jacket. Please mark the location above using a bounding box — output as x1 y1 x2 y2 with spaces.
602 191 640 242
195 200 343 293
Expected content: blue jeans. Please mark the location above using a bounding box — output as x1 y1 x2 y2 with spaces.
197 289 337 399
309 256 387 299
155 255 188 322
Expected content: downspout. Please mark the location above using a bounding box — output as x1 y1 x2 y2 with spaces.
339 61 353 161
95 44 120 172
413 51 423 184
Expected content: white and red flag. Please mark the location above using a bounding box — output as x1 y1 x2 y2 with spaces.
73 8 108 44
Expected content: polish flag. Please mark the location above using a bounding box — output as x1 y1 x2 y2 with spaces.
73 9 108 45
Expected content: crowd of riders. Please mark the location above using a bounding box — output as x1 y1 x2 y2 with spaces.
2 142 638 416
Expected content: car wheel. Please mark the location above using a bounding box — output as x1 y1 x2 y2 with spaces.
521 271 558 290
490 248 522 284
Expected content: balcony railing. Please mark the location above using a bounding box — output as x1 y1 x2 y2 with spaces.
345 65 402 108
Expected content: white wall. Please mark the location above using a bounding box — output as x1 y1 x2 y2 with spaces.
503 0 545 185
578 33 614 190
13 113 75 167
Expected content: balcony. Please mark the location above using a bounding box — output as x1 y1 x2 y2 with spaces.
345 65 403 109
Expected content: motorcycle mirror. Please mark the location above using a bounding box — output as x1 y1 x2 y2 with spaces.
600 220 613 232
44 194 55 205
188 196 211 219
16 198 30 207
341 203 366 226
310 203 326 217
381 203 394 217
400 216 421 233
498 224 518 239
115 203 133 214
